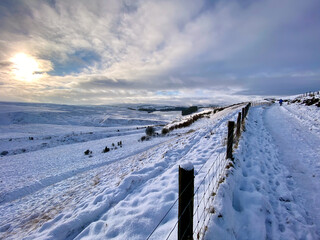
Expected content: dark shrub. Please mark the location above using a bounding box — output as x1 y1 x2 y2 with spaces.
303 98 319 106
145 126 155 136
1 151 9 156
182 106 198 116
103 146 110 153
84 149 92 155
162 128 169 135
140 136 151 142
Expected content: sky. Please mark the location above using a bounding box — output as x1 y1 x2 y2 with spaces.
0 0 319 106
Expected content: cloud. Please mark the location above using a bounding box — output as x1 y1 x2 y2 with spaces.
0 0 319 105
0 61 12 67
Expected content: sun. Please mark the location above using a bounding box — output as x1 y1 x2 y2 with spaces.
11 53 43 82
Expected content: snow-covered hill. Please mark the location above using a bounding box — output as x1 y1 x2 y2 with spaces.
0 96 319 239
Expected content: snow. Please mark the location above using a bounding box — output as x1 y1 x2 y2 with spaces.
206 102 320 239
1 98 319 240
0 102 181 239
180 161 194 171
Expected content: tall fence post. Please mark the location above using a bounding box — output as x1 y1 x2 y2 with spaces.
246 103 251 117
226 121 235 160
246 104 249 117
236 112 241 138
241 108 245 125
178 165 194 240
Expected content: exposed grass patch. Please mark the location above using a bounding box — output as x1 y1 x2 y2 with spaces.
93 175 100 186
226 162 234 169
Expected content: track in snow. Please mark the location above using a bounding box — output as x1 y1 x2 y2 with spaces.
206 104 320 239
265 105 320 237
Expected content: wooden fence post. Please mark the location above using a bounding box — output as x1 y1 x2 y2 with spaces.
241 108 245 123
178 165 194 240
226 121 235 160
245 103 250 117
236 112 241 138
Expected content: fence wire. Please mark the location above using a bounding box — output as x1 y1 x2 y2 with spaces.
161 133 235 240
147 106 249 240
192 131 235 239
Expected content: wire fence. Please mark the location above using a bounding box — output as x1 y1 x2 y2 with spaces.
302 91 320 97
193 151 227 239
251 100 272 107
162 150 231 239
147 103 250 240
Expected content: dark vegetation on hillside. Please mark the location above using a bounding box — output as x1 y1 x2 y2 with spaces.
129 106 190 113
145 126 155 136
161 103 247 135
136 102 245 142
84 141 123 157
162 107 227 135
287 91 320 107
129 105 219 114
139 126 159 142
182 106 198 116
291 98 320 107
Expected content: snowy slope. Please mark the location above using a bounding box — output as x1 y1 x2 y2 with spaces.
0 102 243 239
0 102 179 239
206 102 320 239
1 99 319 240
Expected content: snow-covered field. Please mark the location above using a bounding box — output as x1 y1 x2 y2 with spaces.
0 102 181 239
0 102 241 239
1 97 319 240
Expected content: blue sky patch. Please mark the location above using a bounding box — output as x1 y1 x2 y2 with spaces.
49 50 101 76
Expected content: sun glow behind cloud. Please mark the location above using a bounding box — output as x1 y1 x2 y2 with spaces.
10 53 44 82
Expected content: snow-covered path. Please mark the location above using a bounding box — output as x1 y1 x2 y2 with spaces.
265 105 320 237
206 104 320 239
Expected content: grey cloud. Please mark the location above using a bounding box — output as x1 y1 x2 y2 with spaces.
0 0 319 105
77 78 133 89
0 61 12 67
237 75 320 96
75 76 184 91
